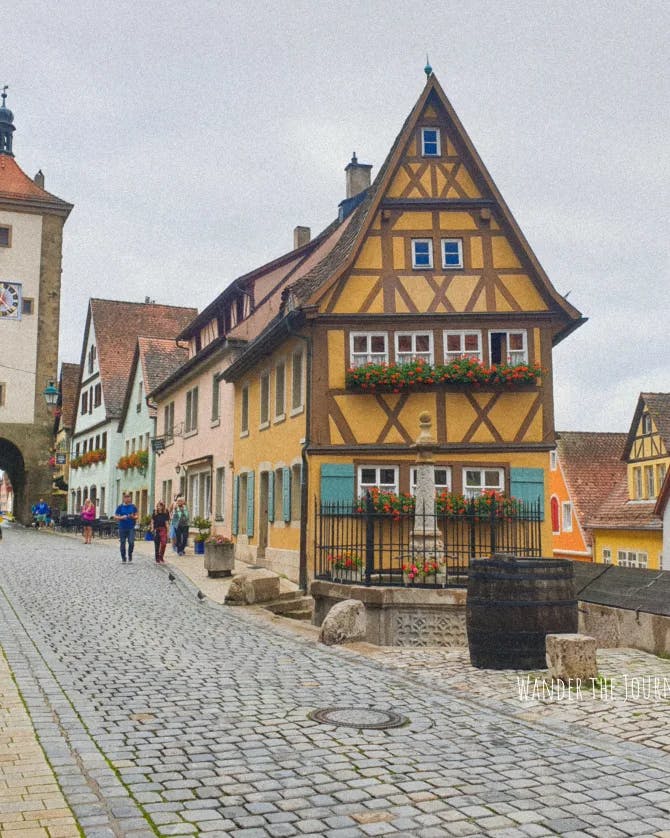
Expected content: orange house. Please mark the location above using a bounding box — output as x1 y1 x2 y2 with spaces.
550 431 627 561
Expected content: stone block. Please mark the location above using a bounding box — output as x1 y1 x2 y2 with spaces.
319 599 366 646
224 570 280 605
546 633 598 681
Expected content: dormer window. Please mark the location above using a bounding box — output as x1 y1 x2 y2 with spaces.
411 239 433 269
421 127 441 157
441 239 463 269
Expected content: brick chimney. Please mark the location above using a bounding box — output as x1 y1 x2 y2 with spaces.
293 226 311 249
345 152 372 198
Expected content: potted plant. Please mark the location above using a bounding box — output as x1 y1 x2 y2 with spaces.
204 534 235 577
328 551 363 583
192 516 211 555
141 514 153 540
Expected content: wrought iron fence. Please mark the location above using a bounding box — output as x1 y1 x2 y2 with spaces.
314 493 542 587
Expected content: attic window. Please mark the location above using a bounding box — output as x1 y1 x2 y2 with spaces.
642 413 652 435
441 239 463 269
421 127 441 157
411 239 433 269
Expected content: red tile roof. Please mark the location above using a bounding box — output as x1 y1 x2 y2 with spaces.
59 362 81 432
587 481 661 531
556 431 628 545
0 155 72 212
87 299 196 420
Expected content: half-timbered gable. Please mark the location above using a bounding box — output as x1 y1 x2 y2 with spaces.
223 72 584 584
623 393 670 501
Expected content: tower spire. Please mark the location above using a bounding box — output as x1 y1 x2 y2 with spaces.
0 85 15 157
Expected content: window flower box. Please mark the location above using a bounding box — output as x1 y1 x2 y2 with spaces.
328 551 363 583
345 358 544 393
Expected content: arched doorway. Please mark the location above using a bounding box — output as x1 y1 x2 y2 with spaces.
0 438 26 522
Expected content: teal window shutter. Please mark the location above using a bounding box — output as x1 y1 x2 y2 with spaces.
232 475 239 536
320 463 355 506
282 466 291 522
510 467 544 519
267 472 275 523
246 471 255 536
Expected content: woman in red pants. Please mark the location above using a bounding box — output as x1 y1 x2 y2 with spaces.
150 500 170 563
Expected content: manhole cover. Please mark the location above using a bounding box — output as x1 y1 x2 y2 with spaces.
308 707 408 730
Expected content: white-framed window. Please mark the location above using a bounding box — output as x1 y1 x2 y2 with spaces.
259 371 270 427
274 360 286 421
441 238 463 269
657 463 667 492
185 386 199 433
561 501 573 532
444 330 482 363
358 465 399 497
395 332 433 364
490 330 528 365
240 385 249 435
550 450 557 471
215 467 225 520
617 550 648 569
410 467 451 494
645 465 655 498
411 238 433 269
463 468 504 498
642 413 652 435
188 469 211 519
633 467 642 499
350 332 388 367
211 375 220 422
164 401 175 440
136 380 143 413
421 127 441 156
291 348 304 414
602 548 612 565
161 479 173 506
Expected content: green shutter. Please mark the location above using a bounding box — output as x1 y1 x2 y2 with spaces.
283 466 291 522
246 471 255 537
510 467 544 519
267 472 275 523
320 463 355 506
232 475 239 535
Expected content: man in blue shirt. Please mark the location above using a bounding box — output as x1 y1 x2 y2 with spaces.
34 498 50 528
114 492 138 563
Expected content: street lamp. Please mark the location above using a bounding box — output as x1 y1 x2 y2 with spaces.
43 381 59 407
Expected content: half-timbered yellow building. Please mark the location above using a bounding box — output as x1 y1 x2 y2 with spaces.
223 72 584 586
588 393 668 569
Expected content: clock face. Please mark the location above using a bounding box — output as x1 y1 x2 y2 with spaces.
0 282 21 318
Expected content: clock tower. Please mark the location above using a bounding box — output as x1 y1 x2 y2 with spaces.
0 89 73 522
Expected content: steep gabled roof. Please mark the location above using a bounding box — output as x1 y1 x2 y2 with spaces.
59 362 81 432
0 155 72 216
118 338 189 431
84 299 196 420
556 431 628 546
290 74 584 343
623 393 670 460
586 480 661 532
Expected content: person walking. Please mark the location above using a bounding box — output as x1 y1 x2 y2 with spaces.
150 500 170 563
114 492 138 563
171 496 190 556
80 498 96 544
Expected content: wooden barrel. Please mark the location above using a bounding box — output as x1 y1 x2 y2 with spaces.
466 555 577 670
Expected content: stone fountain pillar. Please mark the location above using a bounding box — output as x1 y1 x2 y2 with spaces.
411 412 444 561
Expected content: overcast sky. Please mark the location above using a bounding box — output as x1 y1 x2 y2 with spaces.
5 0 669 432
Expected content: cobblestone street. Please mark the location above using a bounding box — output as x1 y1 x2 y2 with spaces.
3 527 670 837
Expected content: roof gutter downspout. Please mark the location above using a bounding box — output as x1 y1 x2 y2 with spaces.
284 312 311 593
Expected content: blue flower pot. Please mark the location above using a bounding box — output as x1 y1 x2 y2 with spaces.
194 541 205 555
